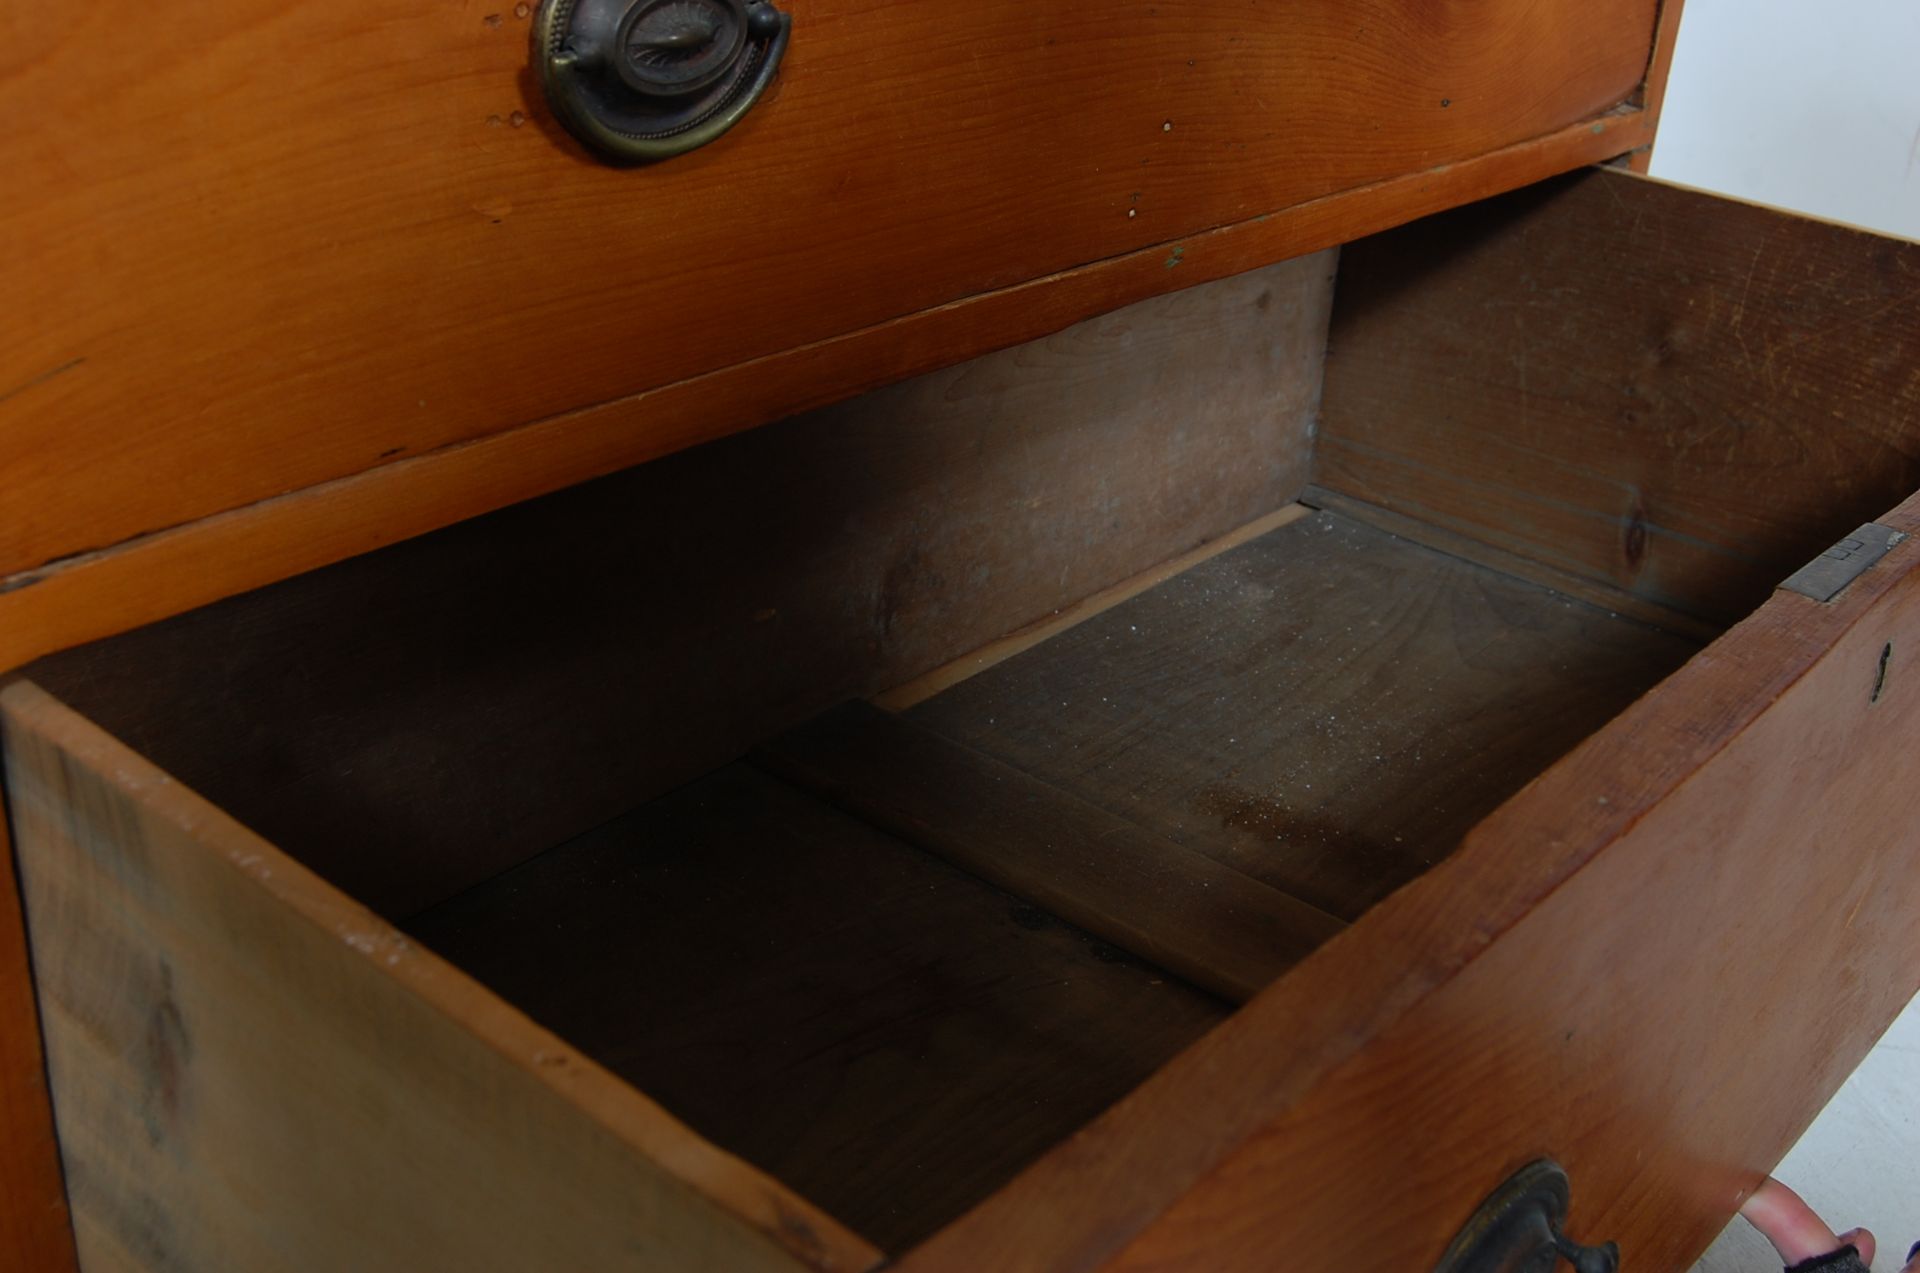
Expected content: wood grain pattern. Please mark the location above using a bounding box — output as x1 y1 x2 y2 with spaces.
28 259 1330 921
0 682 879 1273
875 504 1313 711
0 789 77 1273
1 0 1658 583
911 509 1700 921
1304 485 1722 642
756 701 1345 1002
406 764 1227 1253
1316 167 1920 625
898 492 1920 1273
0 110 1657 680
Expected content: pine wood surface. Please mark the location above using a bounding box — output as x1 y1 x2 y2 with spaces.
898 493 1920 1273
406 763 1227 1253
910 508 1701 921
0 1 1717 1252
1304 486 1723 642
0 111 1659 680
2 0 1658 587
0 683 880 1273
757 701 1346 1003
875 505 1315 711
1627 0 1690 173
1316 167 1920 625
28 259 1332 922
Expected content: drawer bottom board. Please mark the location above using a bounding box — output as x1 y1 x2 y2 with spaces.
403 504 1701 1252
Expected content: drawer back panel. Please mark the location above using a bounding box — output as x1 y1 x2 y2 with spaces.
27 256 1332 919
1317 168 1920 623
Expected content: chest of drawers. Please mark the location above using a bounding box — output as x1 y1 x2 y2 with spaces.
8 3 1920 1269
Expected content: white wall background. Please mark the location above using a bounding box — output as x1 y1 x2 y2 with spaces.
1662 7 1920 1269
1649 0 1920 242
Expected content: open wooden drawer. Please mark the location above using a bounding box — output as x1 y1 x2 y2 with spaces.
8 168 1920 1272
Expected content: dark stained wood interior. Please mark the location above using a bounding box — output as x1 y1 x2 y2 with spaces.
396 504 1702 1256
1316 169 1920 625
893 498 1920 1273
910 508 1702 921
25 258 1331 921
404 763 1228 1253
756 701 1346 1004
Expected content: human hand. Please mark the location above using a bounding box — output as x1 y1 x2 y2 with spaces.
1741 1177 1916 1272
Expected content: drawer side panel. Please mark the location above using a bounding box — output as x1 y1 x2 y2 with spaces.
0 683 879 1273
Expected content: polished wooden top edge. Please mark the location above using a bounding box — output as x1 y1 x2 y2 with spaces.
0 679 886 1273
0 108 1651 676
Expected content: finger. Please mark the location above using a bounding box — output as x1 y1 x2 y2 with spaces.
1741 1178 1843 1265
1904 1237 1920 1273
1835 1227 1877 1268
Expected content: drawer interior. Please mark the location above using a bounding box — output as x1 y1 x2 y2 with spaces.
396 502 1697 1247
33 500 1698 1251
888 507 1696 923
408 764 1226 1252
18 167 1920 1265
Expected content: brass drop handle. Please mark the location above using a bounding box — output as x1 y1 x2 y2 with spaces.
533 0 790 164
1434 1160 1620 1273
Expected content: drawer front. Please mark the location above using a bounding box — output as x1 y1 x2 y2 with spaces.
2 0 1658 589
0 683 878 1273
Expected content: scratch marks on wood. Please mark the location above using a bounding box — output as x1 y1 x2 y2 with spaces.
0 357 86 408
1726 228 1782 395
